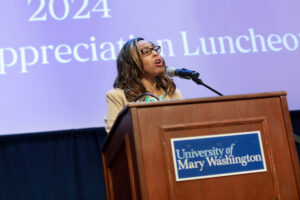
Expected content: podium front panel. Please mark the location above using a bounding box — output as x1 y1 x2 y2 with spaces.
133 95 299 199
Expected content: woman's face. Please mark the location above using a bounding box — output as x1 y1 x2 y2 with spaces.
138 40 164 79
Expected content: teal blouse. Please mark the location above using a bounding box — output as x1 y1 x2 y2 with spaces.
144 93 165 102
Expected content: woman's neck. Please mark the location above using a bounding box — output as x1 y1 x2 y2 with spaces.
140 77 161 97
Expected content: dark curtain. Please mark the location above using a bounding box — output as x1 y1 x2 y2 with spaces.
0 128 107 200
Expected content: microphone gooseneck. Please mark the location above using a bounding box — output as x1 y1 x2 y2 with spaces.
166 66 223 96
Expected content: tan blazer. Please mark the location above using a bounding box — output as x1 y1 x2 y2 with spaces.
104 88 183 133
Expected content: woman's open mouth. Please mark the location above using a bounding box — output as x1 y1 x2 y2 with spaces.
154 59 163 66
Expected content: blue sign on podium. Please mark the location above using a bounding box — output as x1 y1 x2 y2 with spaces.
171 131 267 181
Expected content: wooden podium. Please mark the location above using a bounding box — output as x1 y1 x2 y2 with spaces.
101 92 300 200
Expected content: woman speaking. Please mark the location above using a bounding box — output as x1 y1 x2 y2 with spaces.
104 37 182 132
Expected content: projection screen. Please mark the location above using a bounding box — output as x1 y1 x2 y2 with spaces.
0 0 299 135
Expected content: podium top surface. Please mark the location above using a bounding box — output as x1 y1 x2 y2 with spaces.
127 91 287 109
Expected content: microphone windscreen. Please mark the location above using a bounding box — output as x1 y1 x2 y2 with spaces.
166 66 176 77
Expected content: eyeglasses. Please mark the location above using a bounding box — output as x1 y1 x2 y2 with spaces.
140 46 161 56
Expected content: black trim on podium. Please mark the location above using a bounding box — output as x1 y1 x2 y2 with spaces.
291 110 300 156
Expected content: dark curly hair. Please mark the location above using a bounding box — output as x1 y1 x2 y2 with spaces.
113 37 176 102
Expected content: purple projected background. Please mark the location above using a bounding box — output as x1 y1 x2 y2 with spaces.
1 1 299 135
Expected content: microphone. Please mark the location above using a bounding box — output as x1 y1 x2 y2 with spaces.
166 66 224 96
166 66 199 80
